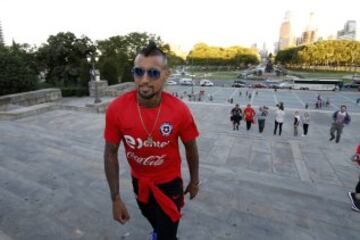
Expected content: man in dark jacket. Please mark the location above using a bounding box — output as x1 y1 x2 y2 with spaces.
329 105 351 143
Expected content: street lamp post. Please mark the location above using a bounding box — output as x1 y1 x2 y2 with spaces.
87 55 101 104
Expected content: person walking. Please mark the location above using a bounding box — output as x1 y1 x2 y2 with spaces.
230 104 242 130
329 105 351 143
302 111 311 136
257 106 268 133
243 104 256 131
348 144 360 212
273 103 285 136
104 42 200 240
293 111 301 136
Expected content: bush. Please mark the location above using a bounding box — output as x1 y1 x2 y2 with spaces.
61 87 89 97
0 46 38 96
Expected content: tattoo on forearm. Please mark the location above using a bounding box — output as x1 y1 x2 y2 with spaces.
104 143 120 201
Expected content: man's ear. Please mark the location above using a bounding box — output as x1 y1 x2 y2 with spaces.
164 68 170 79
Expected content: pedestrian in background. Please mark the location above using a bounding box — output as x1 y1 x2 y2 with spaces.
293 111 301 136
329 105 351 143
257 106 268 133
302 112 311 136
273 103 285 136
348 144 360 212
230 104 242 131
243 104 256 131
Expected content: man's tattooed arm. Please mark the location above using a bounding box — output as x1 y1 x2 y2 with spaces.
104 142 120 201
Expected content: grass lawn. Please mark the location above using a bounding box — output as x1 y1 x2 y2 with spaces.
287 70 352 79
191 69 354 81
192 71 239 80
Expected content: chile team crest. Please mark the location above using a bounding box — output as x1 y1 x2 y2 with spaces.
159 122 173 137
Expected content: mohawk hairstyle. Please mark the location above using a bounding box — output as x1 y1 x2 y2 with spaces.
139 41 166 58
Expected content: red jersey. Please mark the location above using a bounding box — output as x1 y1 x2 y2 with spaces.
104 90 199 221
357 144 360 155
243 107 256 121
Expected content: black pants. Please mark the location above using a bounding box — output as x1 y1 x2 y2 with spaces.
303 124 309 135
132 177 183 240
356 177 360 193
232 118 240 130
273 121 283 135
246 120 252 130
258 119 265 133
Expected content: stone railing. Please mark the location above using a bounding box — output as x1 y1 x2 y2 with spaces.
0 89 62 110
104 82 135 97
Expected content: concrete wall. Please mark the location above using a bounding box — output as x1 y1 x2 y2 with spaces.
105 82 135 97
0 89 62 108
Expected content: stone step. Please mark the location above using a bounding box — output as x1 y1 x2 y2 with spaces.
0 103 58 120
199 164 360 229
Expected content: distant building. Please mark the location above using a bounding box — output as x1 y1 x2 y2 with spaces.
278 11 295 50
251 43 258 51
259 43 269 62
327 34 336 40
0 20 4 46
337 20 357 40
273 42 279 53
296 12 318 46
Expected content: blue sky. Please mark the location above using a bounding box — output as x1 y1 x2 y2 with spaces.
1 0 359 52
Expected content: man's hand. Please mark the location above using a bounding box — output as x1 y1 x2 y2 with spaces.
184 181 199 200
112 197 130 224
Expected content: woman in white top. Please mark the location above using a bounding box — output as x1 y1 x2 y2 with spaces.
273 103 285 136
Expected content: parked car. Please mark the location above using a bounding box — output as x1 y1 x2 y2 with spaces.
200 79 214 87
167 80 177 85
344 83 360 89
278 81 292 89
252 83 268 88
232 80 248 88
179 78 195 86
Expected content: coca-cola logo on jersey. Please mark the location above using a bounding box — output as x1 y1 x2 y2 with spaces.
124 135 170 149
127 152 165 166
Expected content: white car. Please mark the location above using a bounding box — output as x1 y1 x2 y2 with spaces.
167 80 177 85
200 79 214 87
179 78 194 86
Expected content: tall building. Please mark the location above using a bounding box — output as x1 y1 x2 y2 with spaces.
0 20 4 46
259 42 269 61
297 12 318 45
278 11 295 50
337 20 357 40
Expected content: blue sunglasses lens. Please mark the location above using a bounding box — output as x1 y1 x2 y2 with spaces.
147 68 160 79
133 67 145 77
132 67 161 80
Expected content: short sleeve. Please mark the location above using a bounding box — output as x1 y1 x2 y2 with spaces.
179 105 199 143
104 103 122 145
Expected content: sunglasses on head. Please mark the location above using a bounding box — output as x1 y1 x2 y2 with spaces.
132 67 161 80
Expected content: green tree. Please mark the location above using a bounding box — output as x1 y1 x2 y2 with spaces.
275 40 360 70
97 32 164 84
187 43 260 67
36 32 96 87
0 43 38 96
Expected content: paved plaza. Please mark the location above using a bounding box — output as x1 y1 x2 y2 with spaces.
1 88 360 240
167 86 360 113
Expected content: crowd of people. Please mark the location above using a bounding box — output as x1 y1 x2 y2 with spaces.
229 97 352 142
230 101 336 138
229 100 359 214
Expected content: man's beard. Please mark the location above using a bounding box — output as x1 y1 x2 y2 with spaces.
138 87 160 100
